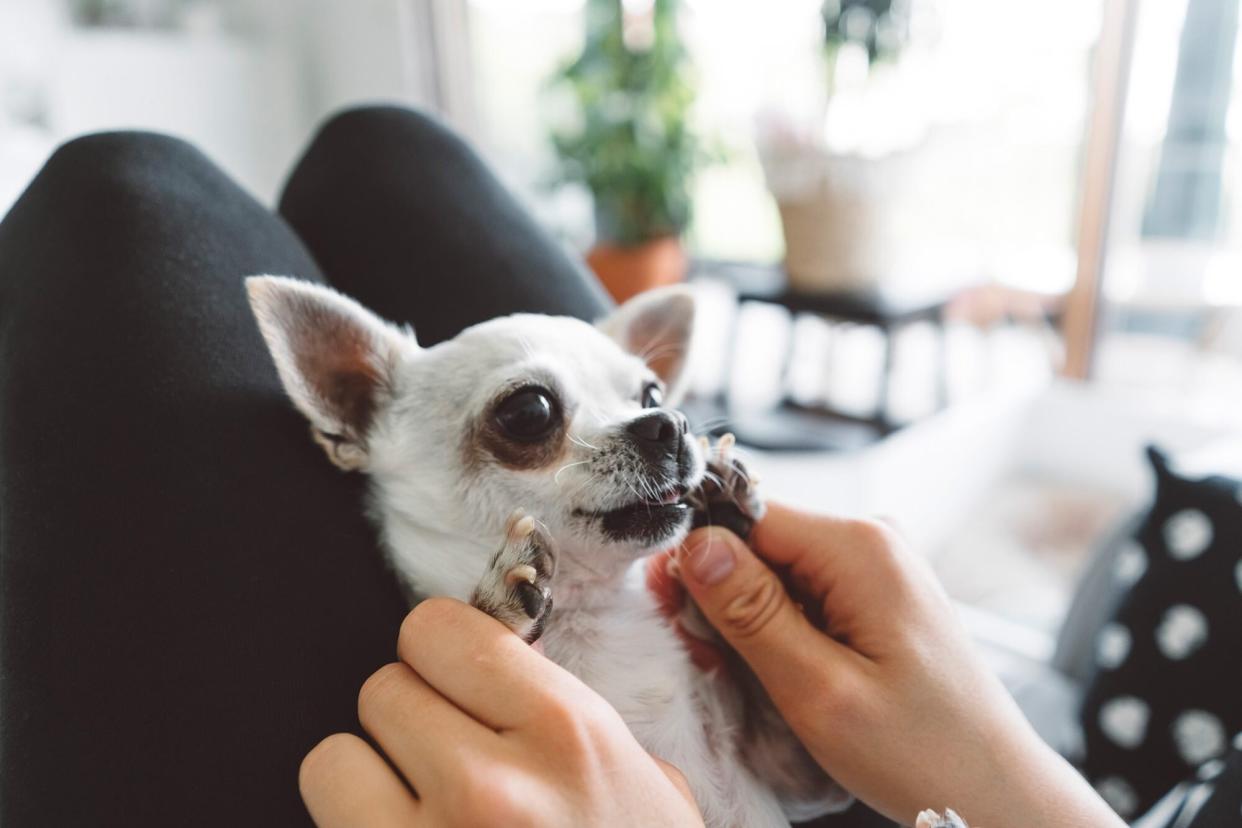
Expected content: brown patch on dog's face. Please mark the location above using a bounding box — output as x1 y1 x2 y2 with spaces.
463 382 571 473
477 422 567 470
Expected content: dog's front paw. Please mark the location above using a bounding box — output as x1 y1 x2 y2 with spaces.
685 433 765 539
470 510 557 644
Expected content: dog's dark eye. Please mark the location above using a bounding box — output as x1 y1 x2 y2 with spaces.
495 387 559 442
641 382 663 409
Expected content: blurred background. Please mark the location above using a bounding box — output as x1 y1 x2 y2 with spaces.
2 0 1240 823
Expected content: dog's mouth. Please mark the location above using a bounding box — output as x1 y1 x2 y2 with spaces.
608 483 689 512
575 483 693 544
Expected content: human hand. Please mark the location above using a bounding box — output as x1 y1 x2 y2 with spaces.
650 502 1125 828
298 598 703 827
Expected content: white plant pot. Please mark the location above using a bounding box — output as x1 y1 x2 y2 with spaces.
764 149 915 293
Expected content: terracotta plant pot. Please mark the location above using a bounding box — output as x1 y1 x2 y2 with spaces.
586 236 687 304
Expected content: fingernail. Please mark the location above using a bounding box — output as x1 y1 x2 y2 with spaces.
686 533 735 585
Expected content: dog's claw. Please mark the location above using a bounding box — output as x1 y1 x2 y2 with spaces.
471 509 557 643
506 564 538 587
684 434 764 539
508 512 537 539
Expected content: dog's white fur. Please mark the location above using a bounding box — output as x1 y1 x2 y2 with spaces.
247 276 844 826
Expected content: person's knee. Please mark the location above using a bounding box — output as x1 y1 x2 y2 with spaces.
36 130 217 209
294 105 472 179
320 105 460 148
50 130 201 170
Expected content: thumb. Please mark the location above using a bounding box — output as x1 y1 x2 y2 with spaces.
651 755 697 807
678 527 834 683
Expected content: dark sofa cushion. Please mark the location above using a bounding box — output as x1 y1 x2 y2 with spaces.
1078 447 1242 819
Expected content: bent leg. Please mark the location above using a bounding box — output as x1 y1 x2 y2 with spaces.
0 133 407 826
279 106 610 343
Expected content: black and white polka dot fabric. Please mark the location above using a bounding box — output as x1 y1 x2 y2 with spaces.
1078 448 1242 820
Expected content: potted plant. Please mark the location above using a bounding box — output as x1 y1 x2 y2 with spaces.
547 0 709 303
759 0 928 293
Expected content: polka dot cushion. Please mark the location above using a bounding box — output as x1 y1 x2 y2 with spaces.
1078 448 1242 820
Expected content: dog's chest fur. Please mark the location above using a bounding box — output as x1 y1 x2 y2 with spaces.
538 570 789 828
385 516 793 827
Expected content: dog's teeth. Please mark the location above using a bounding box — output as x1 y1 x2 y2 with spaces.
697 435 710 453
505 564 538 587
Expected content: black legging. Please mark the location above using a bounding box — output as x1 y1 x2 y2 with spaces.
0 107 609 826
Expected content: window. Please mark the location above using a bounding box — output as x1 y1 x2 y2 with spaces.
465 0 1103 295
1094 0 1242 413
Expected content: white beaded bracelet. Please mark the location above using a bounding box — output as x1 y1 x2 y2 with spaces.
915 808 969 828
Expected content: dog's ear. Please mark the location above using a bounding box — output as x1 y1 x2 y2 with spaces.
246 275 412 471
598 286 696 406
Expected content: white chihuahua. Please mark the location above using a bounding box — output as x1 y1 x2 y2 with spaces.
246 276 849 826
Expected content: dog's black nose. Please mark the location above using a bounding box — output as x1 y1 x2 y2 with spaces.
626 411 686 464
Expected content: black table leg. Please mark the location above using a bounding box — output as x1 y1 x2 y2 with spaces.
776 308 800 408
875 321 896 433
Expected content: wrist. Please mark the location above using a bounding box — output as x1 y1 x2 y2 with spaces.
918 662 1126 828
973 725 1125 828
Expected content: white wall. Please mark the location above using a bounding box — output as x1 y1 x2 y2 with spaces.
0 0 452 211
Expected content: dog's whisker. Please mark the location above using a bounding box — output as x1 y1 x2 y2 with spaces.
583 403 610 428
554 460 590 486
568 433 600 451
638 476 656 501
692 417 733 434
515 334 536 360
